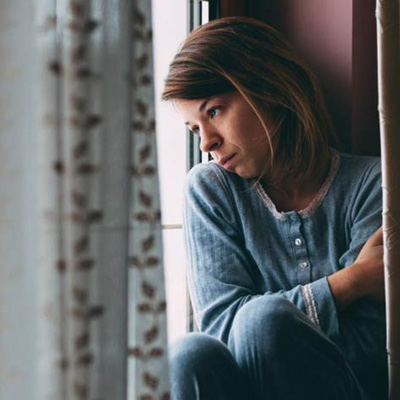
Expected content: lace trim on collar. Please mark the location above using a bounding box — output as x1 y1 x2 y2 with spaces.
254 150 340 220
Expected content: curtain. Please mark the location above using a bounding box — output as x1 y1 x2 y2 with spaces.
0 0 169 399
376 0 400 399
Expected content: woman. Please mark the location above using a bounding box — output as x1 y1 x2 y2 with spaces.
162 17 387 400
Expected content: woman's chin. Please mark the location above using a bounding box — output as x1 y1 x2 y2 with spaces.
233 167 259 180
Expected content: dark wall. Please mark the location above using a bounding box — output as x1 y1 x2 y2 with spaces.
222 0 380 156
352 0 379 156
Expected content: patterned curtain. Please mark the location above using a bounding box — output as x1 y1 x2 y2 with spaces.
0 0 169 399
376 0 400 399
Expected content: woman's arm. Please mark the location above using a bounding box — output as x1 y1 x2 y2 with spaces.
328 227 384 310
323 158 386 387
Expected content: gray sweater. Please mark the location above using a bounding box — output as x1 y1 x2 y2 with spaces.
183 150 386 398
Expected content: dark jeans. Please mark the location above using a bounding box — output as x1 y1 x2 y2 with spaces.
169 296 367 400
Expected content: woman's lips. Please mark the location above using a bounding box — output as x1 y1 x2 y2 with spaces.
219 154 236 169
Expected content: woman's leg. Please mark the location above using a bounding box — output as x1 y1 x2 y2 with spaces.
169 332 252 400
228 296 367 400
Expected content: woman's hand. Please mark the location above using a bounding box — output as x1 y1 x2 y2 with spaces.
328 227 384 310
352 227 385 302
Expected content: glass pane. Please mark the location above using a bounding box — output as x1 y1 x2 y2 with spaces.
152 0 189 344
152 0 188 225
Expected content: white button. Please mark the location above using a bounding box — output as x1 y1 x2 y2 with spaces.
295 238 302 246
299 262 308 269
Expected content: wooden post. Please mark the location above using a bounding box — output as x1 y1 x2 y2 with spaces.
376 0 400 398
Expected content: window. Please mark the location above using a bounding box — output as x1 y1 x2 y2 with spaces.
152 0 219 344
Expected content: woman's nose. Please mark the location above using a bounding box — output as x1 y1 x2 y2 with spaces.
199 126 221 153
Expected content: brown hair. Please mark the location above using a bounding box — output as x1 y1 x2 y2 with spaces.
162 16 337 184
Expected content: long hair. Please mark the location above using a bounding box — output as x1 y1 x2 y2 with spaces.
162 17 337 184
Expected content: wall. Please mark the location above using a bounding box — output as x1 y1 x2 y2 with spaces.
352 0 379 155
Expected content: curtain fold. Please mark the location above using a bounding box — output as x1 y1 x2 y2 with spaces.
0 0 169 399
376 0 400 399
128 1 170 398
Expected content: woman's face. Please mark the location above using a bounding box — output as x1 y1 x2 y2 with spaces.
175 91 271 179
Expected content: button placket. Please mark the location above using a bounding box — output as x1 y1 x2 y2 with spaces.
288 214 311 283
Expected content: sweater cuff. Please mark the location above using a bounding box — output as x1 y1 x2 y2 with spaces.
301 277 340 341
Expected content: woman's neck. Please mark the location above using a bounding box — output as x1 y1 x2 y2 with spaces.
261 155 331 213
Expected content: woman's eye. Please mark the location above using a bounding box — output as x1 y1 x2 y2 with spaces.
208 107 220 118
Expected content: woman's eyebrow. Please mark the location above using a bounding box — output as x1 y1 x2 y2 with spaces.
184 98 212 125
198 98 211 113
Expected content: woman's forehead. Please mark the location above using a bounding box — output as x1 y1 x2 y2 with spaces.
175 92 240 109
174 98 207 119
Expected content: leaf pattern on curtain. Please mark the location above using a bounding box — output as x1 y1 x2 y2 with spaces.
128 1 170 399
61 2 98 398
39 0 108 398
0 0 169 398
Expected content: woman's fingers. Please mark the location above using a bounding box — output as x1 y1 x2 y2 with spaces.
366 226 383 247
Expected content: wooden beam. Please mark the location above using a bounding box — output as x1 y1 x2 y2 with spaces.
376 0 400 398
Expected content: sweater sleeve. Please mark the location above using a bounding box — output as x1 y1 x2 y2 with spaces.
298 160 385 345
184 163 325 344
340 159 383 267
336 160 386 387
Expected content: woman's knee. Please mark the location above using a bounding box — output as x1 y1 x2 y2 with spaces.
169 332 230 372
228 295 306 354
233 296 300 334
169 333 248 400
